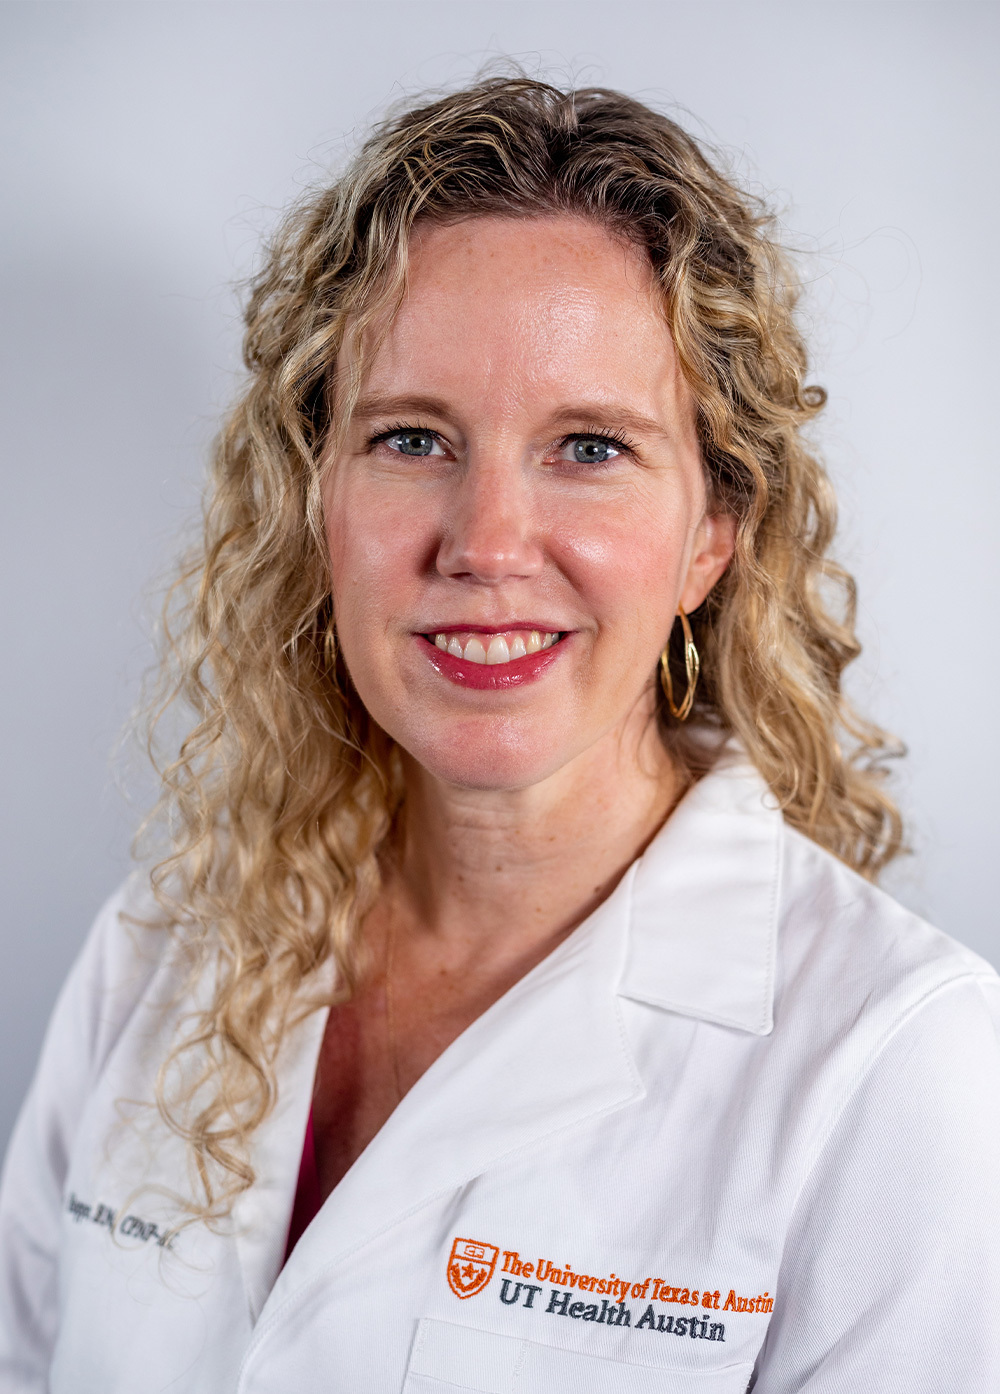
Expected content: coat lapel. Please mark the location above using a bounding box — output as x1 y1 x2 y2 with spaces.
253 864 643 1325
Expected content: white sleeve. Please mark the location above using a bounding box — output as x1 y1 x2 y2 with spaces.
0 882 157 1393
753 972 1000 1394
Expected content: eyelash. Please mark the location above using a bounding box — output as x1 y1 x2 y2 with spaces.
367 421 438 448
569 424 638 459
367 422 639 459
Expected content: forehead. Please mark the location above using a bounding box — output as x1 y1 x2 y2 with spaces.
407 213 653 295
340 214 689 421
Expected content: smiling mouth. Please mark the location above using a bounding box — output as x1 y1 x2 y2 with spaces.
428 629 562 666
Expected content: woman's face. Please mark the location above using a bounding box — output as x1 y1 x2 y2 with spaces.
323 215 735 791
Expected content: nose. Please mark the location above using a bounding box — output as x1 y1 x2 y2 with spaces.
435 453 544 584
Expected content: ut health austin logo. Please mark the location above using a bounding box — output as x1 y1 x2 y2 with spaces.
447 1238 500 1299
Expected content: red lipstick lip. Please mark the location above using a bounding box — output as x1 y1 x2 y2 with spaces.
417 633 566 690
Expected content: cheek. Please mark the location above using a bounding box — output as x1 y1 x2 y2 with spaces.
325 481 431 624
545 490 693 629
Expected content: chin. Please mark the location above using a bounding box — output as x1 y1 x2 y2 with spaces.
400 722 571 792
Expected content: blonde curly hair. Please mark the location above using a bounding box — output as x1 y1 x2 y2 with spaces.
140 76 903 1220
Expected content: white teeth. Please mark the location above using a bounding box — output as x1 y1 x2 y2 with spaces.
433 630 560 664
463 636 487 664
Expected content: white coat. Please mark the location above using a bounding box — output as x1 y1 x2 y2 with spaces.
2 753 999 1393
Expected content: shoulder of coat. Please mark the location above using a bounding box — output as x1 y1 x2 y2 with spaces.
775 822 996 1020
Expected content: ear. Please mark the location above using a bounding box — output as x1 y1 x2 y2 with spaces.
679 509 737 613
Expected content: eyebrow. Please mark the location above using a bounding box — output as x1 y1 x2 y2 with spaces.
350 393 454 422
545 403 675 441
350 393 676 441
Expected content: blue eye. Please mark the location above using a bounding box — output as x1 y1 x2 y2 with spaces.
560 437 621 465
387 430 440 457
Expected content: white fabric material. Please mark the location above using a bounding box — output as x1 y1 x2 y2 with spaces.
1 756 997 1393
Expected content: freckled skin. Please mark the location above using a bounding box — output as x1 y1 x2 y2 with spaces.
310 217 735 1199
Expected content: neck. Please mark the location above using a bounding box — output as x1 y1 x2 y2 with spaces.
384 697 682 963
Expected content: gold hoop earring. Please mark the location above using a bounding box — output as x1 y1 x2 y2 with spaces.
659 606 700 721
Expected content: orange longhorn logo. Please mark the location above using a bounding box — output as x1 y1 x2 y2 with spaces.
446 1237 500 1299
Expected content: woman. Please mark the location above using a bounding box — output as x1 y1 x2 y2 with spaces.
1 76 997 1393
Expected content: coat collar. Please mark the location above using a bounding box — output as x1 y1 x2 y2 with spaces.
617 747 782 1036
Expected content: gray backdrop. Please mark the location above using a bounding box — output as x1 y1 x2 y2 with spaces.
2 1 997 1154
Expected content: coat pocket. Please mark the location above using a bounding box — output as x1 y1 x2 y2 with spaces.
402 1318 753 1393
